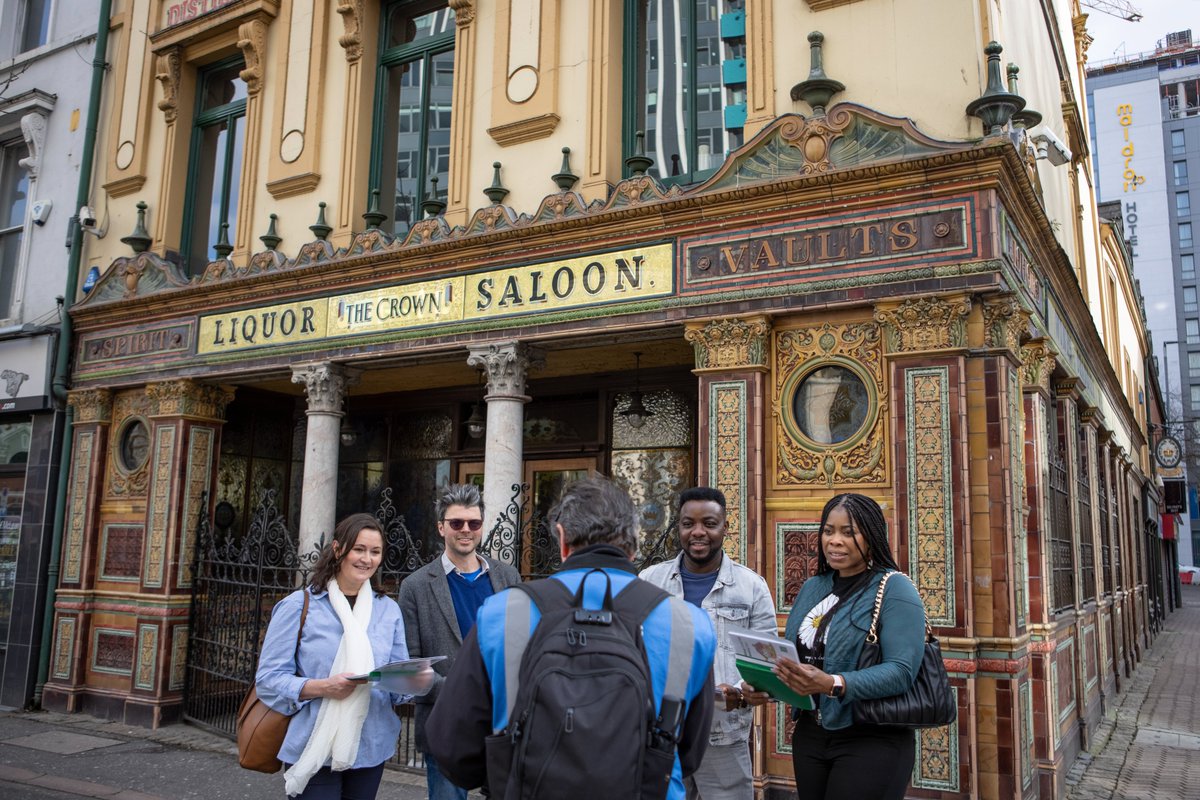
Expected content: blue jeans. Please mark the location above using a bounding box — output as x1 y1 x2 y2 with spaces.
424 753 468 800
288 763 385 800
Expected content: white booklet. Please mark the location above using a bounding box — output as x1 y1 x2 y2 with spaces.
727 627 799 665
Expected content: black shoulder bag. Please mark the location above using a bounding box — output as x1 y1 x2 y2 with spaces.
852 572 957 728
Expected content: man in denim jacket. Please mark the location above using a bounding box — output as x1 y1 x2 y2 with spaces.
640 487 777 800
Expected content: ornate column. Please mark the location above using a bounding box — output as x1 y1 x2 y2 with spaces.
42 390 113 712
292 363 359 554
467 342 543 544
684 316 770 569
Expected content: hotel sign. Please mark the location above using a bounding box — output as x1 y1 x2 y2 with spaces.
197 244 673 355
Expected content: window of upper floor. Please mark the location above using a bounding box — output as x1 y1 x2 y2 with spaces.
181 58 247 275
1187 318 1200 344
1177 160 1190 187
0 140 29 321
371 0 456 240
1182 222 1194 250
1174 130 1187 156
18 0 51 54
1185 286 1198 314
1190 384 1200 409
1184 254 1197 280
1189 351 1200 376
624 0 746 186
1180 192 1193 217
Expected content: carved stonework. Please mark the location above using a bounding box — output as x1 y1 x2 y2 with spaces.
81 252 191 305
1020 339 1057 394
155 49 182 124
873 295 972 353
238 20 267 95
19 112 47 178
292 362 360 414
685 316 771 371
146 380 235 420
68 388 113 424
1073 14 1094 65
982 294 1029 355
336 0 365 62
467 341 545 400
774 321 887 487
449 0 475 26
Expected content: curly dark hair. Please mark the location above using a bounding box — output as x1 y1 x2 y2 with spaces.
308 513 385 594
815 493 901 576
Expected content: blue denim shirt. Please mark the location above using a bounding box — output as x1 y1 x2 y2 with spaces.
783 570 925 730
255 587 411 768
640 553 777 745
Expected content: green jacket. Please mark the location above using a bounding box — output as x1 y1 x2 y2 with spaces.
783 569 926 730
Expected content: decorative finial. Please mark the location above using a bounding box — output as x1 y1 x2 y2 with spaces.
120 200 152 254
552 147 579 192
421 175 447 218
310 202 332 240
624 131 654 177
259 213 281 250
483 162 509 205
1007 63 1043 130
790 32 845 116
362 189 388 230
212 222 233 259
966 42 1026 136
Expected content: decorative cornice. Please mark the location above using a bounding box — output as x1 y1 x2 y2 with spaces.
873 295 971 353
1019 338 1056 393
265 172 321 199
1078 405 1102 428
146 380 235 420
487 113 561 147
981 293 1029 355
237 20 267 96
1055 377 1083 400
684 316 771 371
467 341 544 400
80 252 192 304
291 362 359 414
1072 14 1093 65
336 0 365 63
448 0 475 26
155 48 182 124
68 389 113 424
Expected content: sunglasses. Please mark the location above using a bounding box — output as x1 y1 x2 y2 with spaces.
442 518 483 532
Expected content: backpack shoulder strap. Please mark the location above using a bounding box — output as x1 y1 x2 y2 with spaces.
614 579 695 713
496 579 572 729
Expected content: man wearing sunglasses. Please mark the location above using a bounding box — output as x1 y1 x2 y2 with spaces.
398 483 522 800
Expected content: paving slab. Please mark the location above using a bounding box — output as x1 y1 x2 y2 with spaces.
3 731 123 755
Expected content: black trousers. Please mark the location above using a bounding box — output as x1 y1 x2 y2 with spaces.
791 713 915 800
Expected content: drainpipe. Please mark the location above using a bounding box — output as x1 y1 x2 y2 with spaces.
34 0 113 706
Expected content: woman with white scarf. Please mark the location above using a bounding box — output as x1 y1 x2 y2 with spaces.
256 513 431 799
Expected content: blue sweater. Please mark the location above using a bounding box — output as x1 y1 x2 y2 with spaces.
783 570 926 730
447 569 495 637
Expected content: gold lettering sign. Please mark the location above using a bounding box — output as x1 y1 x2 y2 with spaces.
196 244 674 355
197 300 328 355
465 244 673 320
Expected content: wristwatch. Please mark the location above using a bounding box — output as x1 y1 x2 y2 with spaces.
828 674 846 698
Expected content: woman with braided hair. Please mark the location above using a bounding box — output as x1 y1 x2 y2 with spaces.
772 493 927 799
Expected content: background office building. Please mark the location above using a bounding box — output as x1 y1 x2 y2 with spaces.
1088 29 1200 569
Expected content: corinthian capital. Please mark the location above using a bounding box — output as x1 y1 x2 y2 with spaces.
292 362 360 414
684 315 771 371
467 341 544 400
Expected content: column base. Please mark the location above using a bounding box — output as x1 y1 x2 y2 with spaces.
41 685 183 729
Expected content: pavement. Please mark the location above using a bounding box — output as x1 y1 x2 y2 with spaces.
1067 583 1200 800
3 587 1197 800
0 708 439 799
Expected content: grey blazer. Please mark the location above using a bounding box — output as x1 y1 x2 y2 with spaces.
397 554 522 751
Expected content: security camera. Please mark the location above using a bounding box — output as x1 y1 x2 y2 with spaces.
79 206 97 229
1031 128 1072 167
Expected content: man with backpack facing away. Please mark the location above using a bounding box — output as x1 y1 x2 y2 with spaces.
426 476 717 800
640 487 777 800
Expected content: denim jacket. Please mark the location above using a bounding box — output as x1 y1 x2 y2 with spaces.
255 587 411 768
783 570 926 730
640 552 777 745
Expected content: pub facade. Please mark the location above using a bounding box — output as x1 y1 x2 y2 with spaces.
41 2 1164 798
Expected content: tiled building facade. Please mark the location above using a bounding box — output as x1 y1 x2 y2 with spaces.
38 1 1167 798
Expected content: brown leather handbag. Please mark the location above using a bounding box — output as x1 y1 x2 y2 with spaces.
237 590 310 773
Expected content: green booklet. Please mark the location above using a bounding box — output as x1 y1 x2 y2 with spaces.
728 628 815 711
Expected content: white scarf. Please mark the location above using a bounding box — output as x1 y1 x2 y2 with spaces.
284 580 375 797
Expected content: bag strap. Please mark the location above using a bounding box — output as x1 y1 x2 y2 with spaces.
293 589 310 675
864 572 894 644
